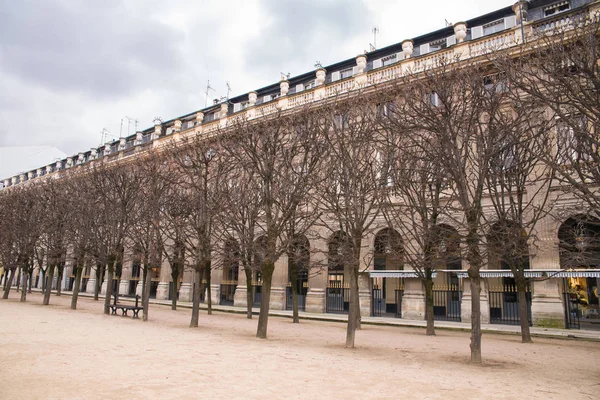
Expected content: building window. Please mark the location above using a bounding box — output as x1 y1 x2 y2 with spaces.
377 101 395 117
429 38 447 52
483 19 505 36
333 113 350 129
382 54 397 66
304 80 315 90
557 116 587 163
483 73 508 93
426 92 440 107
340 68 353 79
544 1 570 17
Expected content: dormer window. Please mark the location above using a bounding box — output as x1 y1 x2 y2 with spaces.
483 19 505 36
340 68 353 79
304 80 315 90
429 38 447 52
544 1 570 17
382 54 397 67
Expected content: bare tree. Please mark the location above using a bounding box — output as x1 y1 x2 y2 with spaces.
393 59 515 363
169 137 226 327
221 105 327 339
315 95 387 348
89 161 143 315
377 96 456 335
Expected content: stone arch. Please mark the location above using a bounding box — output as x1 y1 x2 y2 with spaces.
373 228 404 270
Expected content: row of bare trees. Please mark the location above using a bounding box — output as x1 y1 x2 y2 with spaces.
1 19 598 364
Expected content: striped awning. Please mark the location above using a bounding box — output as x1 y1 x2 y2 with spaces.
369 270 436 279
368 269 600 279
547 269 600 278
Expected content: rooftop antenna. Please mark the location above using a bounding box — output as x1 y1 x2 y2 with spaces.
226 82 232 100
125 116 138 137
204 80 216 107
100 128 112 144
280 72 290 80
370 27 379 52
445 19 453 27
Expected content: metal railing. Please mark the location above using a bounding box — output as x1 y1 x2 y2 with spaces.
220 283 237 306
326 284 349 314
489 284 532 326
432 286 462 322
285 286 307 311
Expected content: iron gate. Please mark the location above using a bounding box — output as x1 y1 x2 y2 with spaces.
286 286 307 311
563 289 580 329
489 284 532 326
432 287 462 322
326 284 349 314
371 288 403 318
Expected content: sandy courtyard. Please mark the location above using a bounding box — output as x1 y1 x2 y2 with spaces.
0 292 598 400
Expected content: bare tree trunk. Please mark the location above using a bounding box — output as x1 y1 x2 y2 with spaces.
2 269 15 299
204 261 212 315
424 277 435 336
56 267 63 296
93 266 102 301
170 268 179 311
15 266 21 293
515 275 532 343
142 266 151 322
43 265 55 305
470 277 482 364
104 260 115 315
40 270 46 296
20 267 28 302
2 270 8 291
346 263 359 348
291 264 299 323
190 268 202 327
71 267 83 310
256 263 274 339
245 268 253 319
28 270 33 293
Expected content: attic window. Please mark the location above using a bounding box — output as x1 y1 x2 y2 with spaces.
382 54 397 66
429 38 447 52
544 1 570 17
483 19 505 35
340 68 353 79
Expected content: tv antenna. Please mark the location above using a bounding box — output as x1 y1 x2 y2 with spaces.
100 128 114 144
370 27 379 51
125 116 138 136
226 82 233 99
204 80 216 107
280 72 290 80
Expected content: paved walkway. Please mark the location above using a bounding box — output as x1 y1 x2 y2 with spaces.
29 288 600 341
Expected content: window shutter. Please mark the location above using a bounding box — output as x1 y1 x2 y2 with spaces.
233 103 242 113
471 26 483 39
331 71 341 82
373 59 383 69
420 43 430 55
263 95 272 102
504 15 517 29
396 52 405 61
352 66 358 75
296 83 304 92
446 35 456 47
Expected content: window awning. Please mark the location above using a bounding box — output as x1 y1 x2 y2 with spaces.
368 269 600 279
546 269 600 278
369 270 437 279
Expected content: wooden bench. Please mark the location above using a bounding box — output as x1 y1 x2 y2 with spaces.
110 294 142 319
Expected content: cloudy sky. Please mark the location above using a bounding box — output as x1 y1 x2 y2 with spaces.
0 0 510 156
